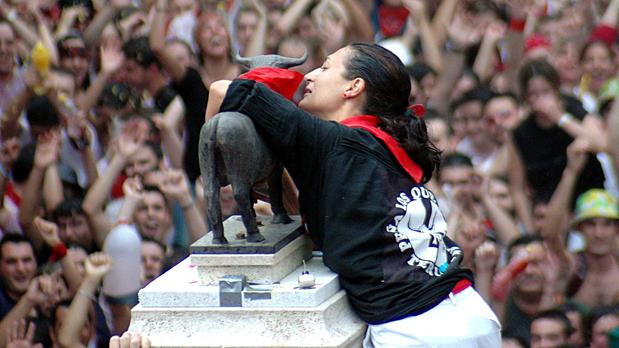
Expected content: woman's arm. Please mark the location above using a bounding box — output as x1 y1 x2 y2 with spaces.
340 0 373 42
507 136 534 233
149 0 186 83
245 0 268 56
403 0 443 72
208 78 341 182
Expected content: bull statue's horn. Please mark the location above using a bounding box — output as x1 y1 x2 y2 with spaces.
272 49 308 69
234 51 253 68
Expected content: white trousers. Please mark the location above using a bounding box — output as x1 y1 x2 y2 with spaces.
363 287 501 348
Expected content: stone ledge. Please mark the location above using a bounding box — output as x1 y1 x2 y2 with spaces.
130 290 367 348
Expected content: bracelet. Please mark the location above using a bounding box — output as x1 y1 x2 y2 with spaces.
49 243 68 262
509 18 526 32
78 289 96 302
558 113 574 127
180 199 194 210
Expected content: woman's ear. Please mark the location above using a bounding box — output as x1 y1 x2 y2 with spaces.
343 78 365 99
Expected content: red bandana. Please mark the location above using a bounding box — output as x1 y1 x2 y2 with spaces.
240 67 304 101
341 115 423 183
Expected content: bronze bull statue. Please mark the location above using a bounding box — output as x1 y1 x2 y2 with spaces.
199 52 307 244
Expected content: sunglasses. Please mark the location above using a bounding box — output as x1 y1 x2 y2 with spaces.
60 46 89 59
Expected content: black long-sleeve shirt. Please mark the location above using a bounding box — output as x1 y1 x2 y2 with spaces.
220 79 473 324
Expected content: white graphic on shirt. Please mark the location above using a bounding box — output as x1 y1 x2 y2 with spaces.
386 186 452 277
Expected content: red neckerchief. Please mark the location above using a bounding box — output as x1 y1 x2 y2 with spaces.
341 115 423 183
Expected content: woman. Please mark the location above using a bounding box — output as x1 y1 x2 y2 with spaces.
507 59 605 232
207 43 500 346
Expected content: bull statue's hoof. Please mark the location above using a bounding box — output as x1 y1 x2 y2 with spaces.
212 236 229 244
272 214 292 224
246 232 266 243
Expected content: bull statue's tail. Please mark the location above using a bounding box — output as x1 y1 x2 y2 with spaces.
199 118 228 244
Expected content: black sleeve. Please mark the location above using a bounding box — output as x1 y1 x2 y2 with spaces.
220 79 341 186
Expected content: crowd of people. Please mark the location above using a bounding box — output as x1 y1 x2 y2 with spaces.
0 0 618 347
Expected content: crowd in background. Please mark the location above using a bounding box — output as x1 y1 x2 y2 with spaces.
0 0 619 347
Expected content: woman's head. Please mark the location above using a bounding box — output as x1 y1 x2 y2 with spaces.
580 40 616 95
300 43 439 181
195 11 232 61
519 59 561 113
343 43 411 118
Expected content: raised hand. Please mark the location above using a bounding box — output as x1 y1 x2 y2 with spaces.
33 217 61 247
446 12 484 49
85 252 112 281
474 241 499 274
33 131 60 169
116 132 143 160
6 320 43 348
24 275 56 306
100 42 125 75
157 169 190 203
122 176 144 202
566 138 589 173
484 20 507 43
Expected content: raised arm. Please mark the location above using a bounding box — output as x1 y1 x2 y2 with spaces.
506 136 534 233
275 0 315 36
152 98 184 169
82 133 142 248
33 217 82 295
430 0 458 47
403 0 443 72
427 12 482 115
340 0 373 42
149 0 187 83
18 131 61 252
473 21 506 83
158 169 206 243
83 0 130 46
244 0 269 56
540 139 588 260
609 94 619 175
58 252 111 348
600 0 619 28
76 42 125 113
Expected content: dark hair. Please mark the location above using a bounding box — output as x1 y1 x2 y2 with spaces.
343 43 441 182
52 198 85 221
485 91 520 107
580 40 615 62
441 152 473 168
141 184 169 209
122 36 159 68
451 86 494 113
0 234 34 260
587 305 619 342
519 59 561 97
407 62 436 84
26 95 61 129
533 309 574 337
142 236 166 253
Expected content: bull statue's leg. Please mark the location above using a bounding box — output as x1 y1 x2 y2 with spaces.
233 183 266 243
205 176 228 244
268 164 292 224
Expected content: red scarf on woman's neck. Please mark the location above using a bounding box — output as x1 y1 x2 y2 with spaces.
341 115 423 183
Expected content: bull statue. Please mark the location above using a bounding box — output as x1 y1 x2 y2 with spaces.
199 52 307 244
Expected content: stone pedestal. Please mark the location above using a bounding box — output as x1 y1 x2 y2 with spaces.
129 216 366 347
